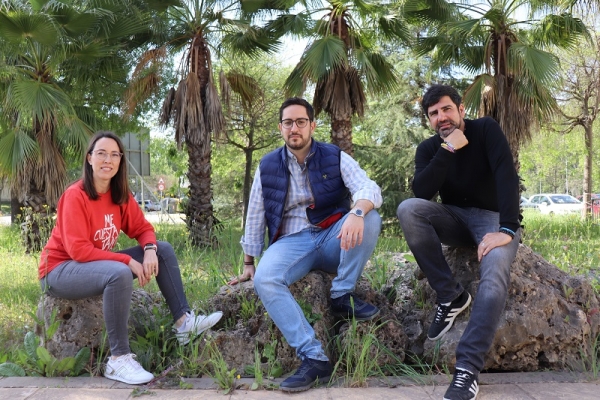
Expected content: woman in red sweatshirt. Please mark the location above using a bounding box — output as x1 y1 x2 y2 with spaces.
39 131 222 385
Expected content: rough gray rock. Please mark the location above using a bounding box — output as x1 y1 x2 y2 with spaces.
35 244 599 375
36 289 165 360
396 244 600 372
206 270 407 375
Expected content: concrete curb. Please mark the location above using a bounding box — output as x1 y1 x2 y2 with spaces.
1 372 599 399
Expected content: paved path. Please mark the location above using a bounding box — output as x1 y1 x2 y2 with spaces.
1 372 598 399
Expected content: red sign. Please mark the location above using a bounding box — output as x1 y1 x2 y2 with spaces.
158 183 165 191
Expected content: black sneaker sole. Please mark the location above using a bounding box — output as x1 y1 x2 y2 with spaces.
428 293 472 340
279 375 332 392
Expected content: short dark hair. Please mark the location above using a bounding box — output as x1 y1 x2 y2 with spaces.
279 97 315 121
421 84 462 115
82 131 130 205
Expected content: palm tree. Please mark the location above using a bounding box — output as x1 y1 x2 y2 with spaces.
126 0 278 246
0 0 149 249
411 0 590 171
255 0 411 155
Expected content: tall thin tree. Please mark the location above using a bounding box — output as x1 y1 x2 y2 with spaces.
126 0 278 246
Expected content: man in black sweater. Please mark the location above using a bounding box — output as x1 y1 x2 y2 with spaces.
397 85 521 400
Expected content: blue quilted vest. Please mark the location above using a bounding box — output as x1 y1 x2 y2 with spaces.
260 140 351 244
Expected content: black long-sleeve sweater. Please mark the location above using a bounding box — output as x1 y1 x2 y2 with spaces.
412 117 520 232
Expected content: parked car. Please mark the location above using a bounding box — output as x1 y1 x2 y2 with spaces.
527 194 583 215
138 199 161 212
520 196 537 209
576 193 600 216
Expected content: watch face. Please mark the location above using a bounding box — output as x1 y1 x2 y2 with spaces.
352 209 364 216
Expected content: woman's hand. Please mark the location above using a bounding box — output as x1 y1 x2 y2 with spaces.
143 249 159 280
128 258 150 287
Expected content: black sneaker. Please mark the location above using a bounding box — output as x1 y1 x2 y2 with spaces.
279 358 332 392
331 293 380 321
443 368 479 400
428 290 472 340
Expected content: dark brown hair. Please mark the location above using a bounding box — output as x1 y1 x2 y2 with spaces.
421 84 462 115
279 97 315 121
82 131 130 204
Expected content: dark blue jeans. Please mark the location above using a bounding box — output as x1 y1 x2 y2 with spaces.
397 198 520 374
40 241 190 356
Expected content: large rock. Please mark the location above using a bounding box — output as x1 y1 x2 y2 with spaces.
36 289 165 360
207 270 407 374
396 244 600 372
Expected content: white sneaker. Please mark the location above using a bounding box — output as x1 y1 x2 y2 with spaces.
175 310 223 345
104 354 154 385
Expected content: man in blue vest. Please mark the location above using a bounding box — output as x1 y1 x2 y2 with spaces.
230 97 382 392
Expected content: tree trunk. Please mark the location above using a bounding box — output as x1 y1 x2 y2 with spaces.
331 117 353 156
582 123 593 219
185 141 217 247
10 190 22 225
242 148 253 229
21 185 54 253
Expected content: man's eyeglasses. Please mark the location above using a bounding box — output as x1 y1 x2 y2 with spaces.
281 118 310 129
91 150 123 161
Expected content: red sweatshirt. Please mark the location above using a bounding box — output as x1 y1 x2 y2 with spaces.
38 181 156 279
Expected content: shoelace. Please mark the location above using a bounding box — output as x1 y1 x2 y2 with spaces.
451 370 473 388
295 360 314 375
120 354 143 371
433 303 451 324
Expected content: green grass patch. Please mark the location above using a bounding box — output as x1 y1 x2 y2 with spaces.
1 212 599 378
521 210 600 287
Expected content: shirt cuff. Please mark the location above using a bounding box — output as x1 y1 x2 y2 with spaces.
352 191 382 209
240 239 264 258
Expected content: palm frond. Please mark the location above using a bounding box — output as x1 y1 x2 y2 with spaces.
354 49 398 94
0 129 37 176
263 12 313 38
376 9 412 43
184 73 205 146
404 0 457 25
224 71 263 110
219 69 232 114
532 13 591 49
0 11 58 46
7 80 72 123
204 80 225 140
296 36 348 82
221 26 281 57
508 42 561 86
283 64 306 96
314 68 352 119
463 74 495 117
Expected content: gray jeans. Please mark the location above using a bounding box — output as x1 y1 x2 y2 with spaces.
40 241 190 356
397 198 520 374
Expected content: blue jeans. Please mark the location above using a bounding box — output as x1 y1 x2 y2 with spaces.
397 198 520 374
40 241 190 356
254 211 382 361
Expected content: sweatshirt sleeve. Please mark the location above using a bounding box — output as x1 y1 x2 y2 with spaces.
412 137 455 200
58 189 131 265
482 118 520 232
120 194 157 247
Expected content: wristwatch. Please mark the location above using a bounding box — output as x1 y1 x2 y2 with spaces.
144 243 157 252
349 208 364 218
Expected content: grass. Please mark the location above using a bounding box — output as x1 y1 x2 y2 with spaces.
521 209 600 289
0 211 598 380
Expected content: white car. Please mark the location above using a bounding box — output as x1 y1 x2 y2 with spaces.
520 196 537 209
528 194 583 215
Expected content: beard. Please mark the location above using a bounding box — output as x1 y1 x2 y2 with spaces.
436 120 460 138
285 135 311 151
